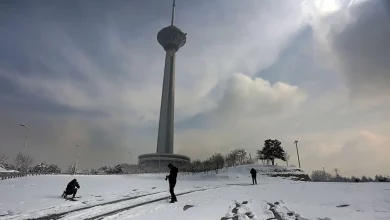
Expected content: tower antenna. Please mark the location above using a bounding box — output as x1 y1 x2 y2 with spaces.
171 0 176 26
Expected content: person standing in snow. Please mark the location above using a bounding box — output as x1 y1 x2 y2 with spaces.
62 179 80 199
165 163 178 203
250 168 257 185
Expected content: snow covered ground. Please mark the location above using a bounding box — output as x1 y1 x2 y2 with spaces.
0 164 389 220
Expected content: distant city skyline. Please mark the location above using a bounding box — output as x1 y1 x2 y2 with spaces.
0 0 389 176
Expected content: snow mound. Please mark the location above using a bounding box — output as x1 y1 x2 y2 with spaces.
175 164 310 182
225 164 310 181
227 164 304 174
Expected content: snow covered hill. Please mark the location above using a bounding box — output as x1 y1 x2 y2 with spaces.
175 164 310 182
0 164 388 220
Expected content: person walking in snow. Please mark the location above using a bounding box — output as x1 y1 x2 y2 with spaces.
250 168 257 185
166 163 178 203
62 179 80 199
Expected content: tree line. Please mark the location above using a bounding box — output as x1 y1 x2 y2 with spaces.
1 152 61 173
311 170 390 182
1 139 289 174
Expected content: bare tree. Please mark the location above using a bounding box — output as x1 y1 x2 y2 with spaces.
246 153 255 164
256 150 265 164
209 153 225 173
0 153 8 164
225 150 237 167
67 165 76 174
202 159 212 174
225 153 235 167
192 160 202 173
14 153 33 172
236 149 247 165
285 153 290 166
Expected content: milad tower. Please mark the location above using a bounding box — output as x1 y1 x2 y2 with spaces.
138 0 190 166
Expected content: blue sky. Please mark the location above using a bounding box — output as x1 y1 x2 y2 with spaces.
1 0 389 176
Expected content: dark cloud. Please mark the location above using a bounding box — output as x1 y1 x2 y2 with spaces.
329 0 390 98
257 25 341 95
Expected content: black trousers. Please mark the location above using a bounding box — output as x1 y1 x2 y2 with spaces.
63 188 77 198
252 176 257 185
169 181 177 201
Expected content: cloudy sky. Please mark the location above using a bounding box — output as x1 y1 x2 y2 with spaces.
1 0 389 176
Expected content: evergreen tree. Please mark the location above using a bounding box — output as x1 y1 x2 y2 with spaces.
259 139 286 165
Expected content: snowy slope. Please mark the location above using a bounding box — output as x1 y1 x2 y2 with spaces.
0 165 389 220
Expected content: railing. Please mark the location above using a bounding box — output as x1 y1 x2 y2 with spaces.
0 172 58 180
1 172 27 180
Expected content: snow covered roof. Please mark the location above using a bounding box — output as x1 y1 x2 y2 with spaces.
0 165 18 173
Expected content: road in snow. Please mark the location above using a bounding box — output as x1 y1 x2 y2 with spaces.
0 165 389 220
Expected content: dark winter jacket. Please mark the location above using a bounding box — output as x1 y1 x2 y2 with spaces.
250 168 257 177
167 166 178 182
66 179 80 193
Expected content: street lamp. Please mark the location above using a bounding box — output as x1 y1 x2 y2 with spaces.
74 145 81 175
20 124 31 148
294 140 301 168
128 152 131 164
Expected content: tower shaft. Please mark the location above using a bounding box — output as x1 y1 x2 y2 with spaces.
156 50 176 154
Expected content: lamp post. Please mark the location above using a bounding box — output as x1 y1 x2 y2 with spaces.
128 152 131 164
294 140 301 168
20 124 31 149
74 145 81 175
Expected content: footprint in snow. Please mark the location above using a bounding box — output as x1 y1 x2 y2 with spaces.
221 200 255 220
268 201 331 220
183 205 194 211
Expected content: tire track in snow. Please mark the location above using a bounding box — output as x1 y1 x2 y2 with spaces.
28 184 233 220
85 189 211 220
27 191 166 220
29 186 222 220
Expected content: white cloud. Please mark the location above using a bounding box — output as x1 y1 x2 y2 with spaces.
215 73 307 118
176 74 307 158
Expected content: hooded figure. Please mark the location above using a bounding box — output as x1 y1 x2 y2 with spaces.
250 168 257 185
62 179 80 199
166 163 178 203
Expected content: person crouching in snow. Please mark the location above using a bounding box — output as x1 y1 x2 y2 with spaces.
62 179 80 199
